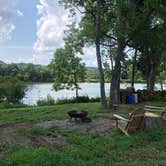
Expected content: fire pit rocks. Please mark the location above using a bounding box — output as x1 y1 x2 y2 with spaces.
68 110 92 123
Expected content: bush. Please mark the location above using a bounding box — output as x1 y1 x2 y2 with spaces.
56 96 100 105
0 103 27 109
0 76 26 104
37 95 55 106
37 96 100 106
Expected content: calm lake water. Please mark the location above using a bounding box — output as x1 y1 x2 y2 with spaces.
23 83 165 105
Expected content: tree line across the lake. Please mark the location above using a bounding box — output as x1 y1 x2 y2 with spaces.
0 60 151 83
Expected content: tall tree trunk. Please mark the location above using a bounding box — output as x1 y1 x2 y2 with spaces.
74 73 79 101
131 50 137 88
110 39 125 107
147 62 157 91
95 0 107 108
109 48 114 71
160 80 163 91
75 87 78 100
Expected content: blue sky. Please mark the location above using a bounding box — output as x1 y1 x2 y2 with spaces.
0 0 38 63
0 0 96 66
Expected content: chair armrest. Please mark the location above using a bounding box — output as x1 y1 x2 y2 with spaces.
113 114 130 122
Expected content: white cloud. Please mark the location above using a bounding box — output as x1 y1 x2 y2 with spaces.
33 0 97 66
33 0 72 64
33 0 88 65
0 0 23 42
78 47 97 67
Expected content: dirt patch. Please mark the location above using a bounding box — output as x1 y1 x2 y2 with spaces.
0 122 34 159
36 118 115 137
27 134 66 150
0 122 34 144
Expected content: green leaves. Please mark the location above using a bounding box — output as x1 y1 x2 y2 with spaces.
0 76 26 104
50 47 86 97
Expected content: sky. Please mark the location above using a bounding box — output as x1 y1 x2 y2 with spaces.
0 0 96 66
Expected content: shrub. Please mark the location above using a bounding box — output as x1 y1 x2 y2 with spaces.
89 97 100 102
0 103 27 109
37 95 55 106
0 76 26 104
56 96 100 105
37 96 100 106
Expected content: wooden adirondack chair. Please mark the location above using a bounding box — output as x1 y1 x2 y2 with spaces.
113 108 145 136
144 105 166 118
143 105 166 130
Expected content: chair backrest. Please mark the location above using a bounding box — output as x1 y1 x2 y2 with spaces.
125 108 145 132
144 105 166 117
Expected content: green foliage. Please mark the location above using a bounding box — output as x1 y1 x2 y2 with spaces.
37 95 55 106
0 76 26 104
0 63 53 83
85 67 99 82
36 96 100 106
56 96 100 105
51 48 86 98
0 61 99 83
0 103 27 109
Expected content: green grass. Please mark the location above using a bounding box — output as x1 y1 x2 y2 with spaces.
1 129 166 166
0 102 111 125
0 101 166 165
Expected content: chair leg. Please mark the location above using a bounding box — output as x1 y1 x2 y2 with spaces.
119 126 130 136
115 120 119 129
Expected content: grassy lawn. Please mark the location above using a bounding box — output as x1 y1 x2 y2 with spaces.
0 103 111 125
0 102 166 165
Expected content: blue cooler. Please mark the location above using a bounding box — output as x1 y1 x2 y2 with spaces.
127 95 135 104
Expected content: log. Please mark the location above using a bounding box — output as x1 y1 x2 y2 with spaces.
141 112 166 131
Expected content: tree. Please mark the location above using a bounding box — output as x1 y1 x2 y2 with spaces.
129 0 166 91
0 76 26 103
109 1 130 107
60 0 166 107
51 48 86 99
95 0 107 108
60 0 107 108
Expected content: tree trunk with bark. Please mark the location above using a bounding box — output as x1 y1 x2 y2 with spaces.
110 39 125 107
95 0 107 108
147 62 157 91
131 50 137 88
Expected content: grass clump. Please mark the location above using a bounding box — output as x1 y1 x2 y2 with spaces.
0 148 60 166
17 126 61 137
37 96 100 106
37 95 55 106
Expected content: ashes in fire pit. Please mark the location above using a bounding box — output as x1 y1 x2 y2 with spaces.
68 110 92 123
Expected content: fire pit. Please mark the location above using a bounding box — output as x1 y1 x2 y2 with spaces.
68 110 91 122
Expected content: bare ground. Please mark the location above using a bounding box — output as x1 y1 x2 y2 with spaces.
0 118 115 159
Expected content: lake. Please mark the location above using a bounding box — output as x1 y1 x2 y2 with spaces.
23 83 165 105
